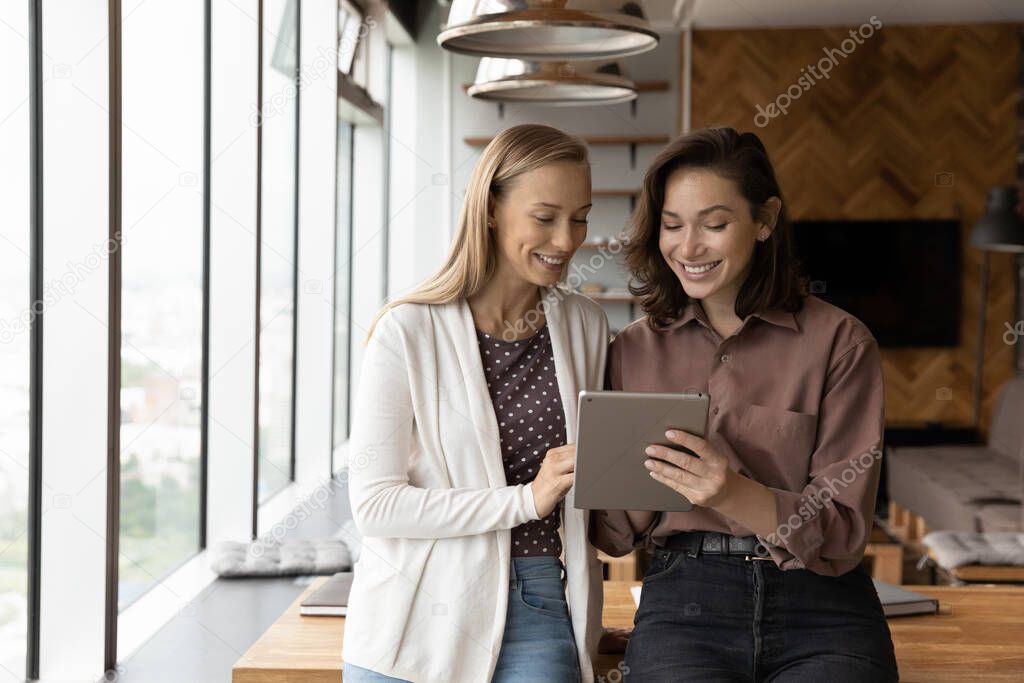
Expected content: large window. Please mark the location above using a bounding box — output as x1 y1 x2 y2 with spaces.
0 0 358 672
0 0 339 674
332 123 354 457
0 3 31 676
257 0 299 503
118 0 205 609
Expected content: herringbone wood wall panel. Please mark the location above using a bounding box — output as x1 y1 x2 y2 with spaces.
690 24 1020 433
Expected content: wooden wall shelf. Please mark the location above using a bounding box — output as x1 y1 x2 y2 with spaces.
338 72 384 126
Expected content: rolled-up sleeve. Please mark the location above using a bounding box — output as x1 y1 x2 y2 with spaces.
761 338 884 576
589 509 661 557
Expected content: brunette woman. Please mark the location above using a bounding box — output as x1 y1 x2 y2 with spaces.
590 127 898 682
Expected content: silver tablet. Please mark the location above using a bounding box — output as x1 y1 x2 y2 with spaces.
572 390 710 512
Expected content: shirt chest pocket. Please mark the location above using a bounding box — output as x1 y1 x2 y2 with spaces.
737 403 819 462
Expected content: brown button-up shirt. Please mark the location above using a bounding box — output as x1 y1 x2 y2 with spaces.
589 295 885 576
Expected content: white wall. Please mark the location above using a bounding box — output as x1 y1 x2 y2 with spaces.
386 3 456 299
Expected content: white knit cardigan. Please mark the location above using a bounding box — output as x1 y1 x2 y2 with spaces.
342 287 609 683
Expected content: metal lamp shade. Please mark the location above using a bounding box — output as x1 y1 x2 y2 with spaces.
468 58 637 105
438 0 659 61
970 186 1024 253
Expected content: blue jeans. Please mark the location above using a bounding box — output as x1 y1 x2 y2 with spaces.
624 548 899 682
493 555 581 682
342 661 408 682
342 556 580 683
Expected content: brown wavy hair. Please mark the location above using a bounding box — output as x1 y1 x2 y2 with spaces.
625 127 805 330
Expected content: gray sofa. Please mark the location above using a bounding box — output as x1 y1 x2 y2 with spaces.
887 375 1024 533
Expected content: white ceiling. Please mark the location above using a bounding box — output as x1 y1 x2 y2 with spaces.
643 0 1024 30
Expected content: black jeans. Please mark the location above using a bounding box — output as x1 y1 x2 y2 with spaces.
624 548 899 682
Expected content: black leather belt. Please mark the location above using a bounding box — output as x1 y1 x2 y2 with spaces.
656 531 772 561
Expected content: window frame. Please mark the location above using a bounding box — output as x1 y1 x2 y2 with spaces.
23 0 390 675
26 0 43 677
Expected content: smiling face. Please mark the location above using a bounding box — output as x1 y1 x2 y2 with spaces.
489 161 591 287
659 168 778 306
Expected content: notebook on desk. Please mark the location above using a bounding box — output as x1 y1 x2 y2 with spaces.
300 571 353 616
872 579 939 617
629 580 938 618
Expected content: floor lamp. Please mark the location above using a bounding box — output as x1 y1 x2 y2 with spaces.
969 185 1024 429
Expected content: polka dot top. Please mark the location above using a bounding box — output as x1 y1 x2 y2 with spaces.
476 323 565 558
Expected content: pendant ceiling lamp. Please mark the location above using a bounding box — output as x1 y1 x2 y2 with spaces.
468 58 637 105
438 1 659 61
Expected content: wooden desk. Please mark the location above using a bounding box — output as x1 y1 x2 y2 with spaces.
233 580 1024 682
597 550 638 581
863 524 904 584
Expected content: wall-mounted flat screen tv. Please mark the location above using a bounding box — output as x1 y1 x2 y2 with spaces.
792 219 960 348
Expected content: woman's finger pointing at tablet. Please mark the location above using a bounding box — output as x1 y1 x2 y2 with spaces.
549 443 576 471
532 444 577 517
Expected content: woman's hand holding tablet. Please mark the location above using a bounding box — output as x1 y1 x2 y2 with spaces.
642 429 735 508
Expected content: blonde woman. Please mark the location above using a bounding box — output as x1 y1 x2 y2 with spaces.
342 125 609 683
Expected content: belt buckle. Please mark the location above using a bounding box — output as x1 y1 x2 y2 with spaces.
745 540 772 562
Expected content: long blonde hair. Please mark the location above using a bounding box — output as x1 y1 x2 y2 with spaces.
366 124 589 340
